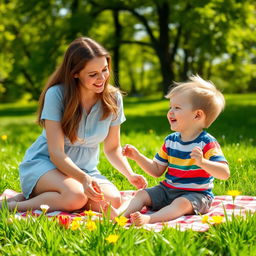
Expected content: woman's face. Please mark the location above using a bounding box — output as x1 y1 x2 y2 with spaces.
75 56 110 94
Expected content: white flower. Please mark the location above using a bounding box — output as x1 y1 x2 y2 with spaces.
40 204 50 213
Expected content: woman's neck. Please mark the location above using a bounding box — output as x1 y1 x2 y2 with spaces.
80 89 99 114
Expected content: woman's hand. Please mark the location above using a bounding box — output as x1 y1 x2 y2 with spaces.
82 176 104 202
128 173 148 189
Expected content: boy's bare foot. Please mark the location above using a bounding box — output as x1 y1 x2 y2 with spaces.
130 211 151 226
102 202 120 220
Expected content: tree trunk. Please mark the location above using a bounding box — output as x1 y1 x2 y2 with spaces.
112 10 121 88
156 1 175 95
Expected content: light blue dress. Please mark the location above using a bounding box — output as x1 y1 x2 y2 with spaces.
19 85 126 199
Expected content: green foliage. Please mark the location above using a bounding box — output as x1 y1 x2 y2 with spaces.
1 0 256 101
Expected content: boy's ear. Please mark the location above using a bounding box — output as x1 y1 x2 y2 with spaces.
194 109 205 120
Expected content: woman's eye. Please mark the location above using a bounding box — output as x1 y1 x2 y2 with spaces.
89 74 97 77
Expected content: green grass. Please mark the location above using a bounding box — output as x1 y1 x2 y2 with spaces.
0 94 256 255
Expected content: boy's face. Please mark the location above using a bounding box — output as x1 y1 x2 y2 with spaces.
167 93 198 133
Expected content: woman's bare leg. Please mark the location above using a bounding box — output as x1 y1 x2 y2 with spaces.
131 196 194 226
3 169 88 212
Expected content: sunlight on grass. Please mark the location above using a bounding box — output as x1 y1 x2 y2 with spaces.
0 94 256 255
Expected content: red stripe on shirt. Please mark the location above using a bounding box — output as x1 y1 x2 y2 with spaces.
162 143 167 153
203 141 220 155
162 181 207 191
168 167 211 178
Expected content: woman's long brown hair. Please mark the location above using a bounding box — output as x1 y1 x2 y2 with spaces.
37 37 119 143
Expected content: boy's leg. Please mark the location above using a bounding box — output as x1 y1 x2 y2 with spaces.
131 196 194 226
104 189 152 219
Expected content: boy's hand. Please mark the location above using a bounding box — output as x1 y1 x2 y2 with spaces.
190 146 204 166
122 144 139 160
128 173 148 189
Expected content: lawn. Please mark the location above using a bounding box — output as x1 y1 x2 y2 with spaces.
0 94 256 255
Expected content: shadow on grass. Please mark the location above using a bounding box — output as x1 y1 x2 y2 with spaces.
0 106 37 117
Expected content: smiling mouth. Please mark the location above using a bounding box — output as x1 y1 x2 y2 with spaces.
94 83 104 88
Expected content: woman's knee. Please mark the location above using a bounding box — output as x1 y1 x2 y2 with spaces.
109 195 122 208
62 191 87 211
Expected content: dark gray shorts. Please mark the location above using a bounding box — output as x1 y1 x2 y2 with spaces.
145 183 213 214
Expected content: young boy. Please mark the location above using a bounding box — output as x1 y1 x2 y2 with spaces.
106 75 230 226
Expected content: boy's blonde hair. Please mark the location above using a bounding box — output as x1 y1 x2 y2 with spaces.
166 75 225 128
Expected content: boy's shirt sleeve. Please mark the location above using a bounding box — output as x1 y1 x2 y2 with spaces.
153 139 169 166
203 140 228 163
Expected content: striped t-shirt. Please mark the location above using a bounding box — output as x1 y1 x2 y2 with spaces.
153 131 227 198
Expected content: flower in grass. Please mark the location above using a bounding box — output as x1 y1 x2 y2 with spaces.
237 158 242 163
84 210 96 217
86 220 97 231
7 216 14 224
57 215 72 229
40 204 50 214
211 215 224 224
1 135 7 141
201 215 209 224
149 129 154 134
73 217 83 222
227 190 241 200
114 216 128 227
105 234 119 244
71 220 80 230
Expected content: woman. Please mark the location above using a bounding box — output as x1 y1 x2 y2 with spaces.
3 37 147 212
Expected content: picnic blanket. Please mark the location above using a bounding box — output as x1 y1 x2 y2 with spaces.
1 189 256 232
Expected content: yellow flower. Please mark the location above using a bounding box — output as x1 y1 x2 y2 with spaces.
1 135 7 141
237 158 242 163
73 217 83 222
114 216 128 227
71 220 80 230
86 221 97 231
211 215 224 224
40 204 50 213
201 215 209 224
227 190 241 198
84 210 96 217
105 234 119 244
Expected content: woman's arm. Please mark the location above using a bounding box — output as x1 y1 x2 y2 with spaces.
45 120 103 200
103 125 147 189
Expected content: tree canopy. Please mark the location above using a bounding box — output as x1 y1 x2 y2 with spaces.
0 0 256 101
